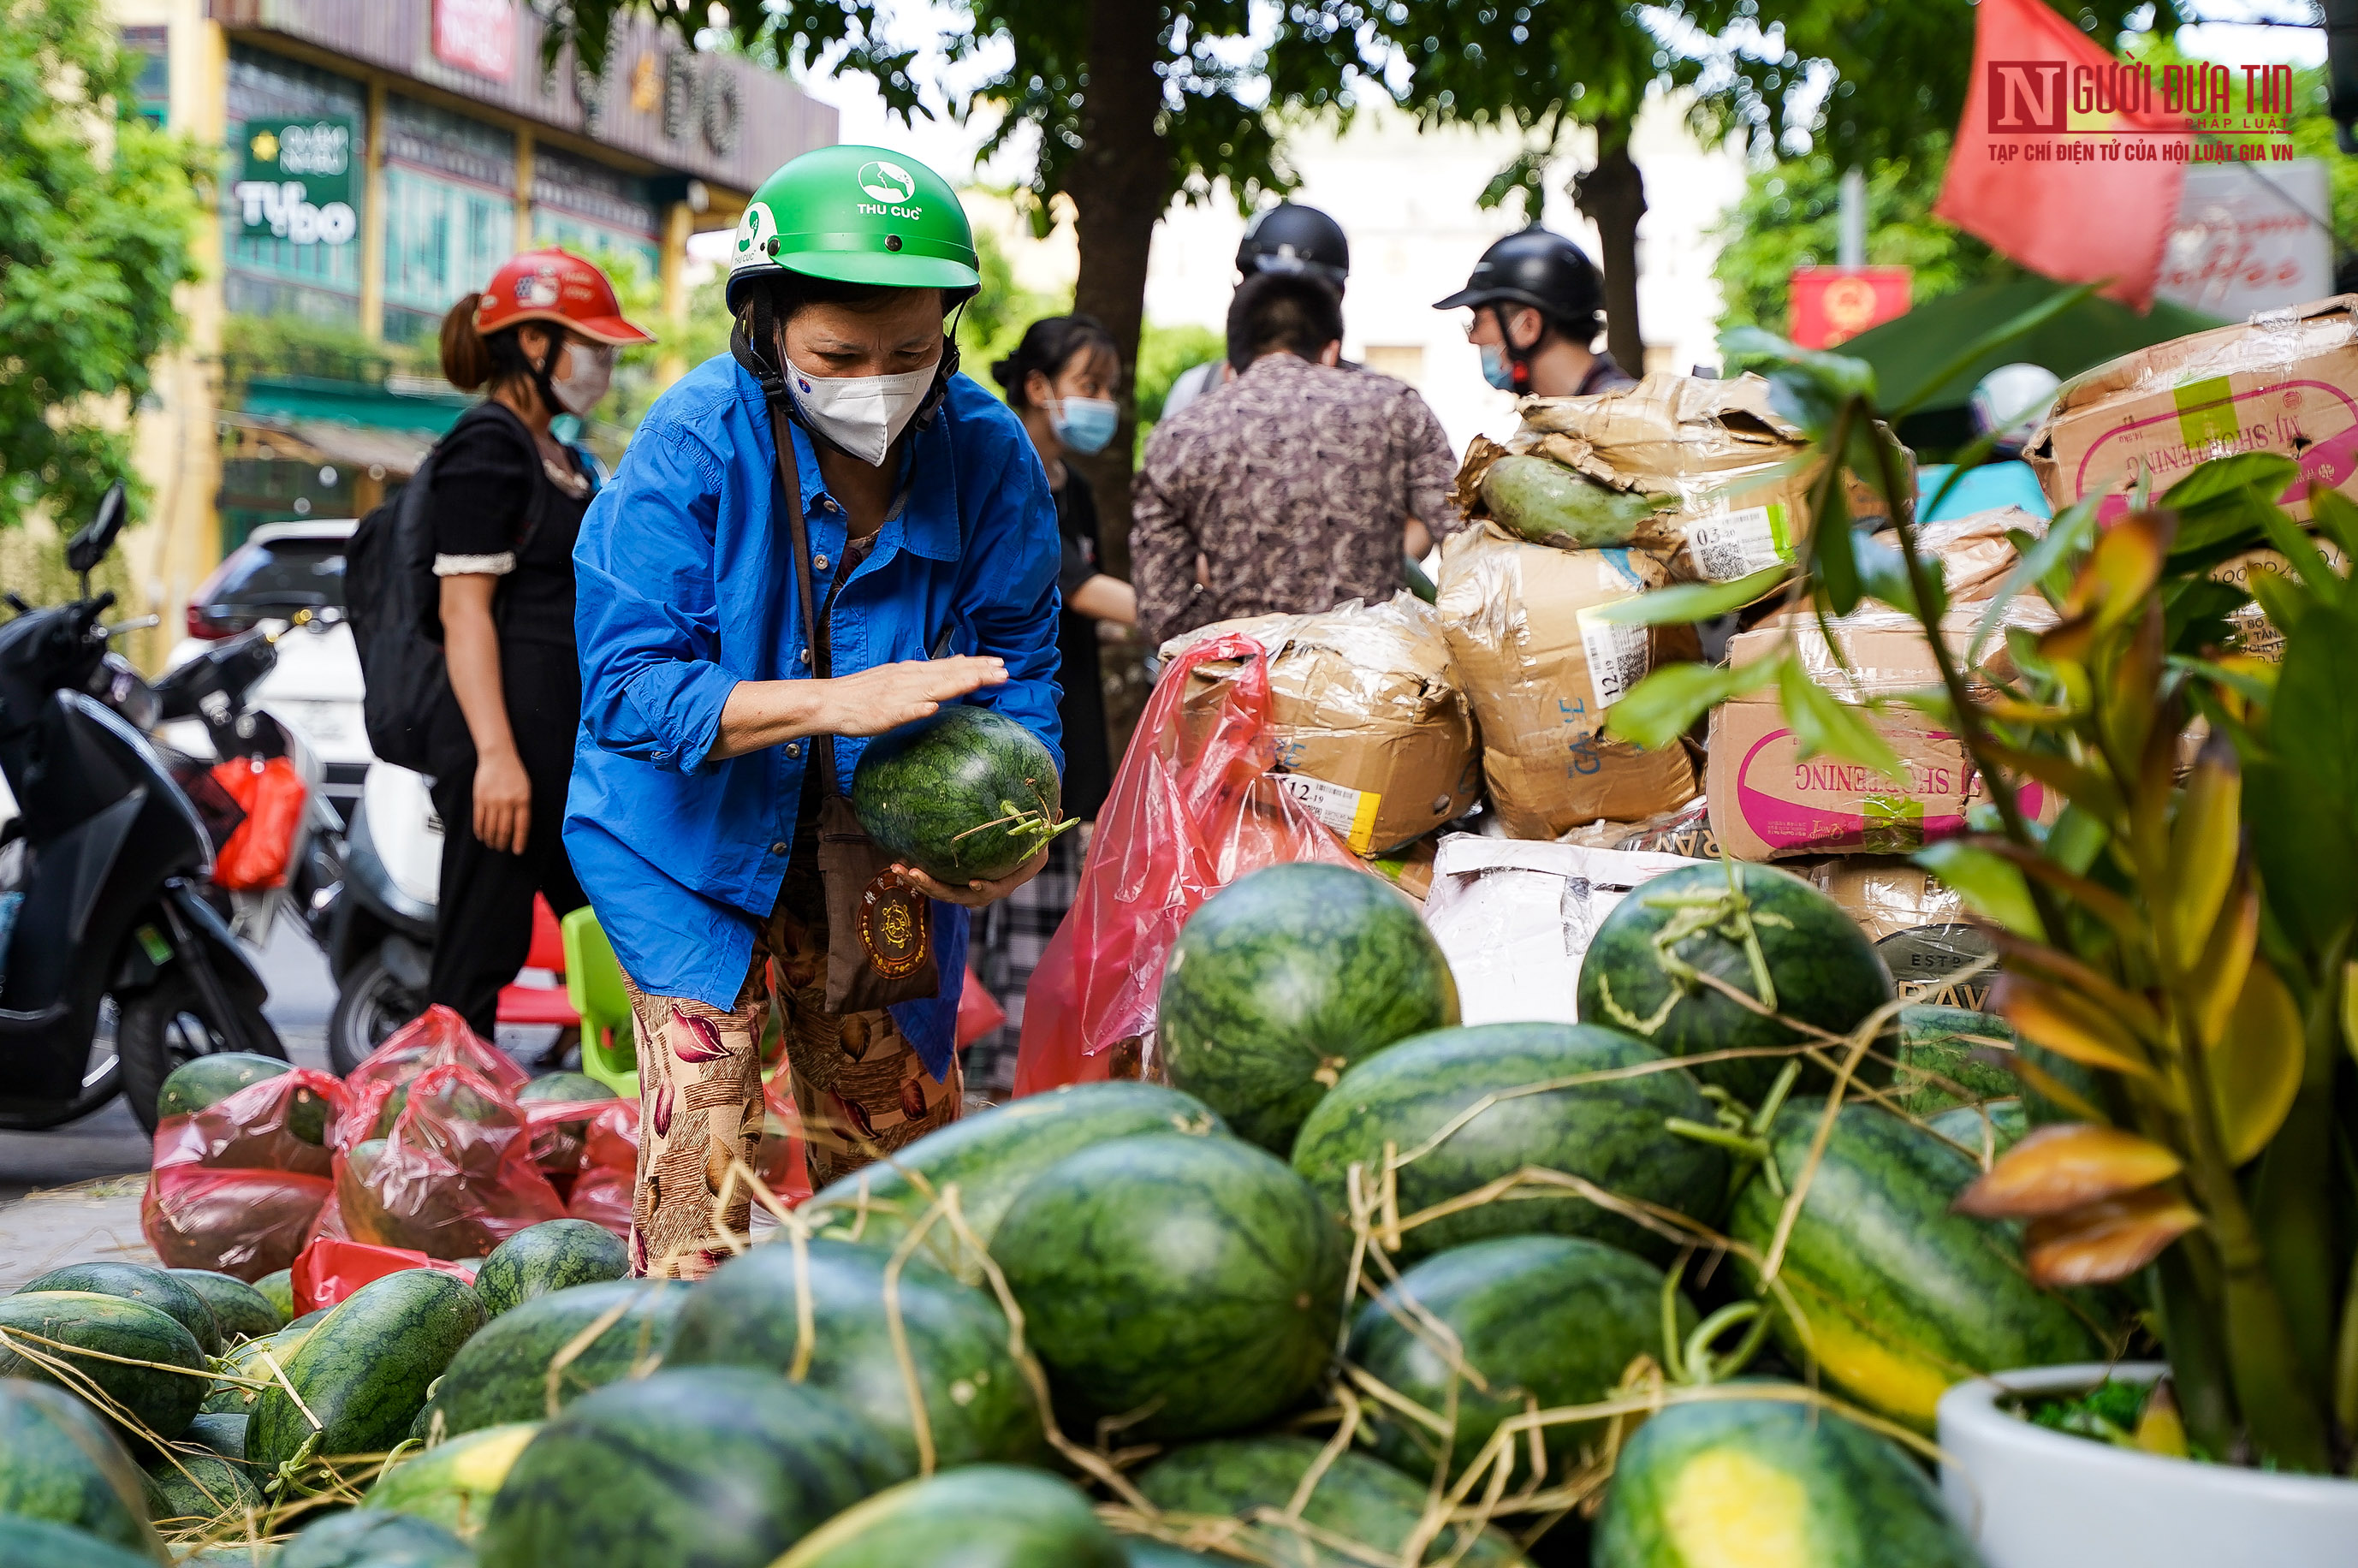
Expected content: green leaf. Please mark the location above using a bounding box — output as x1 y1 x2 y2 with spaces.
1776 656 1904 778
2304 485 2358 562
1606 656 1782 751
2244 570 2313 653
1888 282 2099 419
2248 601 2358 948
1811 480 1862 615
1971 502 2098 663
1585 565 1792 626
1916 840 2046 939
1856 534 1949 622
2163 453 2302 510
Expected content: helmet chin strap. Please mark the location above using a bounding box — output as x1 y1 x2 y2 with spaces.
730 291 970 463
530 326 568 424
1492 304 1536 395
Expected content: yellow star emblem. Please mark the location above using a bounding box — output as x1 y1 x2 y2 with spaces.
250 128 279 163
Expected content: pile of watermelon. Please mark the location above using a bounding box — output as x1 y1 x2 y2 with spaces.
0 858 2082 1566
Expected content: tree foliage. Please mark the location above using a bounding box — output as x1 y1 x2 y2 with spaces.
0 0 206 532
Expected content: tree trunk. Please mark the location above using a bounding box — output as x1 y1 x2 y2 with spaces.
1061 0 1166 584
1571 122 1648 377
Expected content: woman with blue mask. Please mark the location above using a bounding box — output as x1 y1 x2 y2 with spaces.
968 315 1136 1096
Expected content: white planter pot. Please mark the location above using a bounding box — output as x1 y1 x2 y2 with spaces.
1936 1362 2358 1568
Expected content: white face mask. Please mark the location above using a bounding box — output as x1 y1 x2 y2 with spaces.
549 342 618 416
785 353 940 466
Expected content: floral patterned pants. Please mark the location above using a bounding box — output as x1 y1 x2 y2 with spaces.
621 853 962 1279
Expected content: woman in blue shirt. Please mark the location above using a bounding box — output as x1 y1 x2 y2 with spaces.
567 146 1063 1277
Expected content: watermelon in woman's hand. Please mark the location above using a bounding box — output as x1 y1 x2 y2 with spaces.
850 705 1070 883
1592 1394 1981 1567
1160 862 1458 1153
990 1131 1346 1442
1576 859 1895 1104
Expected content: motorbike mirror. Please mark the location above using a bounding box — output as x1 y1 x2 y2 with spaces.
65 482 128 579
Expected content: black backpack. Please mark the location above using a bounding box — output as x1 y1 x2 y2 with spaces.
347 402 547 774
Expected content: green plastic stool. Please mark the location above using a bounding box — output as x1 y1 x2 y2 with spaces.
561 906 639 1098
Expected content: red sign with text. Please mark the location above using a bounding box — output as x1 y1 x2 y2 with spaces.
1789 267 1913 349
433 0 515 82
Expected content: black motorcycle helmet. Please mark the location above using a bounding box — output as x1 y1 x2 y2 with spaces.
1435 226 1607 391
1237 202 1350 294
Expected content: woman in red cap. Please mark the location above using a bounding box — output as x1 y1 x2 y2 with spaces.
425 249 653 1038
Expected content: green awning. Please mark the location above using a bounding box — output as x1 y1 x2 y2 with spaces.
238 375 472 434
1837 279 2229 414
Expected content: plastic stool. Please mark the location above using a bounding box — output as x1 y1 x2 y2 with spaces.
561 906 639 1098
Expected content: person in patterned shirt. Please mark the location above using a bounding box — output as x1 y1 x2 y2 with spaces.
1131 271 1462 654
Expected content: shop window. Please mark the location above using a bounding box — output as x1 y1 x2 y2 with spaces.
532 143 660 282
224 45 364 316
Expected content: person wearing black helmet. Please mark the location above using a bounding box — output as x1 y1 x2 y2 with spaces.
1161 201 1353 419
1437 226 1636 399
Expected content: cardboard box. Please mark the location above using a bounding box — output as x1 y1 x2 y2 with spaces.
1803 857 1998 1011
2028 294 2358 523
1420 834 1701 1026
1435 525 1698 840
1453 373 1910 584
2208 538 2350 663
1166 595 1480 856
1707 604 2056 862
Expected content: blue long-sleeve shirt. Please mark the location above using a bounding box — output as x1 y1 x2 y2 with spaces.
565 353 1064 1078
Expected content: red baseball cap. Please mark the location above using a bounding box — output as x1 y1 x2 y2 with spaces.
473 248 655 346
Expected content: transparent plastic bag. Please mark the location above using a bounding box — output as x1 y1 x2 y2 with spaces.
1010 632 1358 1096
565 1100 639 1237
140 1069 349 1280
336 1004 530 1149
334 1062 566 1260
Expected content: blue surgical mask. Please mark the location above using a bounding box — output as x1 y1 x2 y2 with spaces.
1051 395 1120 455
1480 342 1518 392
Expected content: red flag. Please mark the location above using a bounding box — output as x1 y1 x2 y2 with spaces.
1934 0 2187 310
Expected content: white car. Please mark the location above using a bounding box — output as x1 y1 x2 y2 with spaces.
165 519 371 824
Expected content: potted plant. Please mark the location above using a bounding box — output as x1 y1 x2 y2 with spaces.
1603 302 2358 1564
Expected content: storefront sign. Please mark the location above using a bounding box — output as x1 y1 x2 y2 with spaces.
433 0 516 81
2157 159 2333 319
1788 266 1914 349
234 117 358 246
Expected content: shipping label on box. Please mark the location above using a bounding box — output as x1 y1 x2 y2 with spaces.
2029 294 2358 523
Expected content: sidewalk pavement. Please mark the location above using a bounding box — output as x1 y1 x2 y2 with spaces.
0 1176 157 1290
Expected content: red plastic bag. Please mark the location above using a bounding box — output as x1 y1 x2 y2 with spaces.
1011 633 1357 1096
955 965 1005 1047
565 1100 640 1237
335 1062 566 1260
140 1070 349 1280
291 1237 477 1315
336 1004 529 1149
520 1097 622 1179
211 756 308 891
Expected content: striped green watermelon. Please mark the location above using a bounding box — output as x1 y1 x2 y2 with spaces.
249 1269 486 1470
1576 861 1894 1103
805 1080 1227 1283
1290 1024 1727 1265
850 705 1071 883
184 1411 246 1459
1892 1004 2019 1115
200 1316 327 1416
1931 1098 2027 1161
0 1292 208 1442
2018 1037 2102 1126
276 1510 474 1568
1349 1235 1694 1487
364 1420 539 1539
167 1270 284 1343
0 1378 161 1558
252 1270 294 1322
476 1368 895 1568
991 1131 1346 1442
21 1262 221 1355
472 1220 628 1316
1160 863 1459 1153
155 1053 288 1122
0 1518 163 1568
774 1465 1126 1568
1133 1434 1531 1567
419 1280 682 1440
667 1237 1040 1474
1592 1394 1979 1568
1727 1097 2100 1430
141 1450 258 1528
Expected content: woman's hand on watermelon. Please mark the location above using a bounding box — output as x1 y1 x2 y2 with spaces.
892 846 1050 908
712 656 1007 761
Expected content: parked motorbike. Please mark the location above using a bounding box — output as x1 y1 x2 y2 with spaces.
0 484 285 1131
323 758 439 1073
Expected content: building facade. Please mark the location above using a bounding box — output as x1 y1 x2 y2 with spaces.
111 0 835 650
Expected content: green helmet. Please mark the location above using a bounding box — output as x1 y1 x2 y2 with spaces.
726 145 980 313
